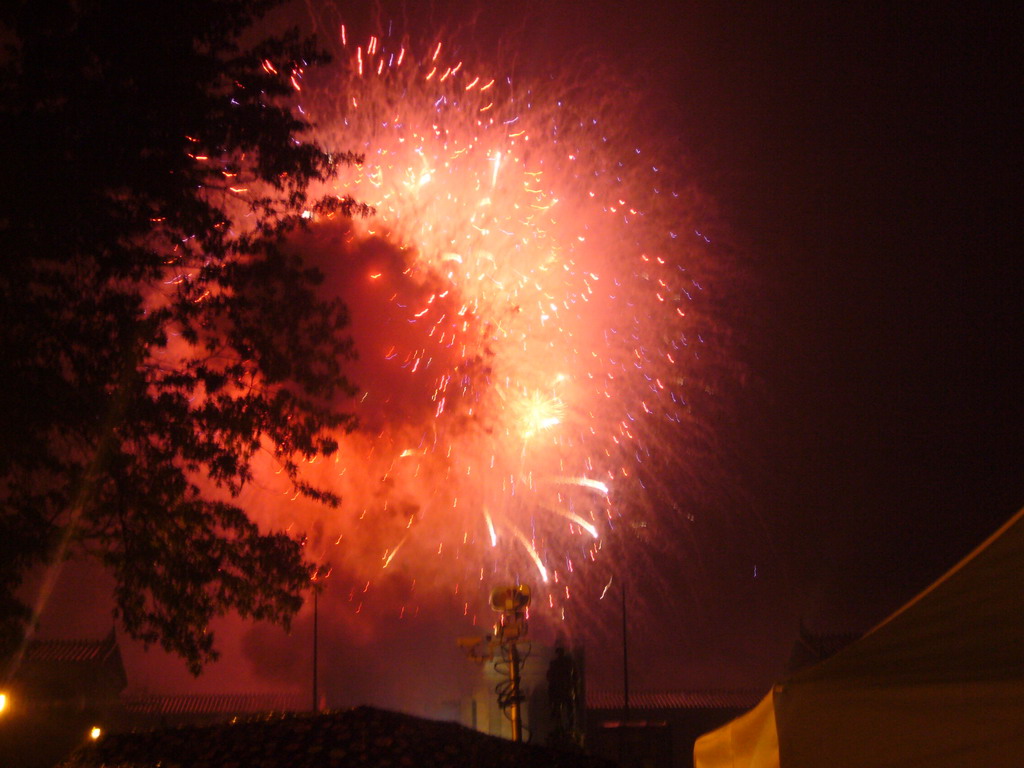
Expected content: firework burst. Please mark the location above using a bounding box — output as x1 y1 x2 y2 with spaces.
252 18 731 628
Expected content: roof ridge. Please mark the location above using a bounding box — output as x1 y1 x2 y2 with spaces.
586 689 763 710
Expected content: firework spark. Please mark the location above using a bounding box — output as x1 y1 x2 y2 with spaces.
251 20 726 627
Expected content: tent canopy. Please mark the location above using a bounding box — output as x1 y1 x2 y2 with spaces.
695 507 1024 768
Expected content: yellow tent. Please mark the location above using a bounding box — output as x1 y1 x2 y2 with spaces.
694 508 1024 768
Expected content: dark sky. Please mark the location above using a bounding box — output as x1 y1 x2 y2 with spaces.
33 1 1022 707
664 1 1022 622
641 0 1022 674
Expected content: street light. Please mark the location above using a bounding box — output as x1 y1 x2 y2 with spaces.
458 585 533 742
491 584 530 742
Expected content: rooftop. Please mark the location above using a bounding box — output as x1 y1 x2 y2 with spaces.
24 631 120 665
123 692 307 716
587 690 762 711
61 706 612 768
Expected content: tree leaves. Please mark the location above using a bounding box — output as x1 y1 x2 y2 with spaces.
0 0 362 670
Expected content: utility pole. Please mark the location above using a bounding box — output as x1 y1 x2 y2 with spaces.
619 579 630 767
508 639 523 742
311 575 322 713
490 585 530 742
622 580 630 721
457 584 532 743
312 582 318 712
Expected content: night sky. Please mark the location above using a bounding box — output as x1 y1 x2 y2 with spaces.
31 1 1022 710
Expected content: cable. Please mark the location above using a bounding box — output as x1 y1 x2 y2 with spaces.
492 640 532 741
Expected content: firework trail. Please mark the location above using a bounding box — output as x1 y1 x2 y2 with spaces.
251 16 731 630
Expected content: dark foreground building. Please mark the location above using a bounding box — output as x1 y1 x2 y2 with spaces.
3 630 776 768
59 706 612 768
0 630 127 768
586 690 763 768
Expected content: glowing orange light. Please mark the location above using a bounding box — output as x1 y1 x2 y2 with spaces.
237 26 719 620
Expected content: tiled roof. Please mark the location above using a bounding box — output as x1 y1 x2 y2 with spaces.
60 706 612 768
123 692 306 716
586 690 762 711
25 639 109 663
12 630 128 695
24 629 121 667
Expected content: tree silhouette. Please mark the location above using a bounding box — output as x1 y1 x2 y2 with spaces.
0 0 366 672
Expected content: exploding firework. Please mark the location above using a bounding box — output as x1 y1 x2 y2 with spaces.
250 16 733 629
